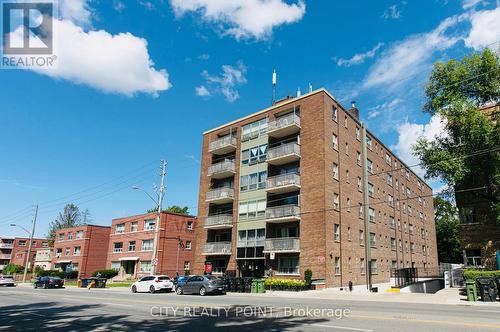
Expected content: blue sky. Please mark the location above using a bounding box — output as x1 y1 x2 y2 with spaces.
1 0 499 237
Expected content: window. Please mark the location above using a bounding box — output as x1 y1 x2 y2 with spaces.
184 261 190 271
406 170 410 180
42 241 48 248
128 241 136 252
130 222 138 232
346 170 350 183
366 136 373 150
347 227 351 241
278 256 299 274
406 188 411 197
368 183 374 197
332 133 338 150
141 239 153 251
410 242 415 253
187 220 194 231
399 240 402 251
144 219 155 231
360 258 366 274
385 153 391 165
185 240 192 250
55 248 62 257
67 233 73 240
344 115 348 128
65 248 70 256
422 245 427 256
113 242 123 253
140 261 152 272
239 199 267 220
18 240 27 246
419 212 424 222
409 224 414 234
348 257 352 272
368 208 375 223
241 144 267 165
58 234 64 241
111 262 120 271
391 238 396 251
357 177 362 192
388 194 394 207
391 261 397 270
333 193 340 210
332 163 339 180
356 127 361 140
345 142 349 155
332 106 338 122
370 260 378 274
240 171 267 192
346 198 351 212
389 216 395 228
465 249 482 266
369 233 376 247
367 159 373 174
242 118 268 141
387 174 393 186
356 151 361 166
359 230 364 245
334 224 340 241
459 207 475 224
335 257 341 275
75 230 83 239
116 224 125 234
73 246 81 256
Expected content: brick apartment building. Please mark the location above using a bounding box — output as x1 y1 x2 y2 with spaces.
106 212 196 279
34 248 52 270
194 88 438 288
457 102 500 269
0 236 49 272
52 225 111 278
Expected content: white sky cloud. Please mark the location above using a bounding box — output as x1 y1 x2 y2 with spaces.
382 4 402 20
335 42 384 67
465 6 500 49
195 85 210 97
169 0 306 40
461 0 484 9
60 0 92 26
198 62 247 102
367 98 402 119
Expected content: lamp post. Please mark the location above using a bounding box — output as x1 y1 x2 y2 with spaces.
10 204 38 284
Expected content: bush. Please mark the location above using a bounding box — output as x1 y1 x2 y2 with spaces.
91 269 118 279
264 278 307 291
34 266 45 276
304 269 313 286
3 264 24 274
463 269 500 281
184 270 190 276
38 270 66 278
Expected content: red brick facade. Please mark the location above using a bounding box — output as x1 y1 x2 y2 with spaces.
195 88 438 288
51 225 111 278
8 237 49 269
106 212 196 279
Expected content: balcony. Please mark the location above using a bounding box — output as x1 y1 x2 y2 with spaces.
267 113 301 138
263 237 300 253
0 243 13 249
208 160 236 179
266 173 300 194
267 142 300 165
204 214 233 229
209 136 237 155
0 254 12 260
202 242 232 255
265 205 300 223
206 187 234 204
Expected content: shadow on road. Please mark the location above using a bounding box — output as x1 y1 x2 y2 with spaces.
0 301 331 331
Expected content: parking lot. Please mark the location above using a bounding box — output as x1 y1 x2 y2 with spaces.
1 285 499 331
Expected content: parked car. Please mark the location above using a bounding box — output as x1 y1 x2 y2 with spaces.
175 275 226 296
0 275 15 287
34 276 64 289
131 275 174 293
173 275 191 291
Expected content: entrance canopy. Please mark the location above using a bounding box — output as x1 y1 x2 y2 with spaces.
57 260 72 264
118 257 139 261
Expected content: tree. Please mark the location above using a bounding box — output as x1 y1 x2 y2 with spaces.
413 48 500 224
46 204 86 244
433 197 462 263
4 263 24 274
146 205 190 215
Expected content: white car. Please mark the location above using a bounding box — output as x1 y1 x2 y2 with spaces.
0 275 15 287
131 275 174 293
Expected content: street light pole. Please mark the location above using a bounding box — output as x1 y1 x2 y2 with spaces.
151 160 166 275
23 205 38 284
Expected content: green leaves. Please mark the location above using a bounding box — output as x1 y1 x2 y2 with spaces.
433 197 462 263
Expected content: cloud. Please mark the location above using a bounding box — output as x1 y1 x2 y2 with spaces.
335 42 384 67
367 98 403 119
392 115 447 177
198 53 210 60
198 62 247 102
382 4 402 19
461 0 484 9
195 85 210 97
139 1 156 11
465 6 500 49
113 0 126 12
60 0 92 26
169 0 306 40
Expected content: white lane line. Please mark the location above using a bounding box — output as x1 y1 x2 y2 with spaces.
101 302 133 307
311 324 374 332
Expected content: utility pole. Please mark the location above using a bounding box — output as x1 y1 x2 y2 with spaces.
22 204 38 284
361 124 372 291
151 160 166 275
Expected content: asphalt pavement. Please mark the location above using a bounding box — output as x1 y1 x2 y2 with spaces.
0 286 499 332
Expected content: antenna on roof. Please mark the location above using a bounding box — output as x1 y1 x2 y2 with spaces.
308 83 312 93
272 69 277 104
297 87 301 97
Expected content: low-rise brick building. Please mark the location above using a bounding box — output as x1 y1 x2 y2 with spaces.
106 212 196 280
9 237 49 270
52 225 111 278
34 248 52 270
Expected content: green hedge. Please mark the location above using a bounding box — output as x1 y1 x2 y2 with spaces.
91 269 118 279
3 264 25 274
463 269 500 281
264 278 307 291
37 270 77 279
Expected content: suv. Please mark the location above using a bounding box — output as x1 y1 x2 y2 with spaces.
131 275 174 293
0 275 15 287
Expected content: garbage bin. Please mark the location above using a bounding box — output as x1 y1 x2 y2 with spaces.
244 278 252 293
257 279 265 294
95 278 107 288
465 279 477 302
80 278 90 288
476 277 497 302
251 279 257 293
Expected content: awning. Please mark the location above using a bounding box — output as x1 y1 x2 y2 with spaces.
118 257 139 261
57 260 72 264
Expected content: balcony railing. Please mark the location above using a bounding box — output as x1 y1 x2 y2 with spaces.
0 265 6 270
208 136 237 154
208 159 236 179
266 173 300 193
268 113 301 137
264 237 300 252
268 142 301 165
0 254 12 259
203 242 232 255
0 243 13 249
206 187 234 203
205 214 233 229
265 205 300 223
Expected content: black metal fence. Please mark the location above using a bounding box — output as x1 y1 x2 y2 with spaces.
393 268 419 288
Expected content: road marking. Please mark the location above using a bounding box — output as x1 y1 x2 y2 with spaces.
101 302 133 307
311 324 374 331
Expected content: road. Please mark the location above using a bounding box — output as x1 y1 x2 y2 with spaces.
0 286 499 332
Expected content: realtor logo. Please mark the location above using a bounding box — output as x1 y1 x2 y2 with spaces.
1 1 56 68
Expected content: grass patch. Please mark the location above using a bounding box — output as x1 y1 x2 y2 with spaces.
107 282 134 288
64 281 78 287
